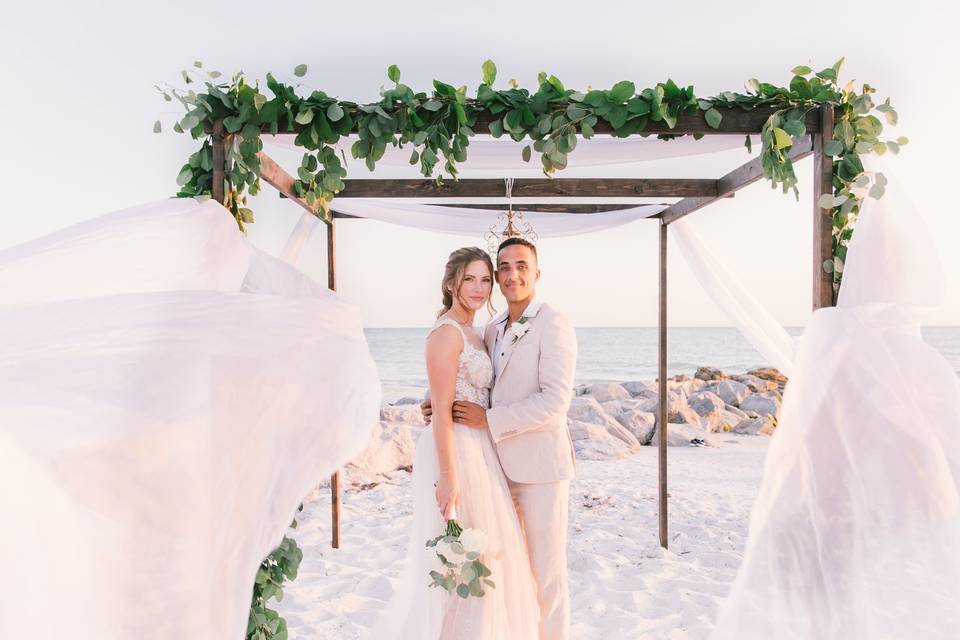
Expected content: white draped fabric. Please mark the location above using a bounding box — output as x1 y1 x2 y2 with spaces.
265 133 756 173
669 219 796 376
0 198 381 640
328 200 667 237
704 175 960 638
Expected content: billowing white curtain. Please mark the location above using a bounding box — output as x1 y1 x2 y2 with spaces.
0 198 381 640
669 219 796 376
700 169 960 638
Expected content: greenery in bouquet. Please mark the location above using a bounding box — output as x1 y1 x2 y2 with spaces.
426 518 495 599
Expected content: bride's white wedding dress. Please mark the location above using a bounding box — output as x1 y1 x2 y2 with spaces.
370 317 540 639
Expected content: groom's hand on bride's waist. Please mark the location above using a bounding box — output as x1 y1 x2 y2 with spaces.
420 399 432 425
452 400 489 429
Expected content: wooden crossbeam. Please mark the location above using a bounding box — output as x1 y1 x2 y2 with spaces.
337 178 717 199
430 203 672 213
659 135 815 224
256 151 324 220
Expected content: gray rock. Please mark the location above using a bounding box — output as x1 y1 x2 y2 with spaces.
616 410 656 445
567 396 617 428
731 374 778 393
618 398 646 412
380 404 426 426
714 380 750 407
724 405 748 419
573 438 637 461
634 387 660 401
716 408 748 433
621 381 654 396
739 393 780 417
748 367 789 392
688 391 726 431
585 383 631 402
695 366 728 382
392 396 422 406
651 421 721 447
347 421 421 482
601 400 625 417
568 418 641 460
680 378 707 396
733 415 776 435
636 397 659 414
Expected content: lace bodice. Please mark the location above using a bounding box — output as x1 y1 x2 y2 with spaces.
430 317 493 407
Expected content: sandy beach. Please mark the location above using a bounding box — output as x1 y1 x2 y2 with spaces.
278 435 768 639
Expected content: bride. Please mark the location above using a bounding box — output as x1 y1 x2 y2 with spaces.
372 247 539 639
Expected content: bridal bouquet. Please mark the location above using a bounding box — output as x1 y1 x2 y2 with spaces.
426 510 495 598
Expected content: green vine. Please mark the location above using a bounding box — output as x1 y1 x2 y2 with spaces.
246 512 303 640
156 57 903 291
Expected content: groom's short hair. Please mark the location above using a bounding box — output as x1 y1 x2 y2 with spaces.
497 238 538 262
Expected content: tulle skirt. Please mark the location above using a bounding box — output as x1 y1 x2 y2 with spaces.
370 423 540 639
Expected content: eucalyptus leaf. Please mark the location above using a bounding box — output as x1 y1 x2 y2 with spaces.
295 109 314 125
704 107 722 129
772 127 793 150
824 140 844 156
153 120 162 133
294 64 308 78
522 145 531 162
326 103 344 122
609 80 635 103
387 64 401 83
481 59 497 86
818 194 836 210
176 167 193 186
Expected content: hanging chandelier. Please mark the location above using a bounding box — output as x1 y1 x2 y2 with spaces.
484 177 539 256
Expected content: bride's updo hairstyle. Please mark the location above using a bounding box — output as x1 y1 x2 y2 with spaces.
437 247 496 319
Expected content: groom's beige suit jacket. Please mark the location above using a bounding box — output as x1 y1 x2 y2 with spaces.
483 301 577 484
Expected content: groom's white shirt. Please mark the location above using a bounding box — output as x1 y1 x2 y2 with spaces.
491 297 544 380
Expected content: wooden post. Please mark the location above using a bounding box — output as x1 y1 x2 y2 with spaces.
658 220 669 549
327 218 342 549
812 106 836 309
212 119 226 206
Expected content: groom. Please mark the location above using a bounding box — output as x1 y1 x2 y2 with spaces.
425 237 577 640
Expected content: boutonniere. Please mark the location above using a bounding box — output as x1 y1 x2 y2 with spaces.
508 316 530 345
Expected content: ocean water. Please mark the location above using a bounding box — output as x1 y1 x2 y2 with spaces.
366 326 960 402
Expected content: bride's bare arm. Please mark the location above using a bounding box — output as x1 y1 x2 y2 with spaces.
425 324 462 520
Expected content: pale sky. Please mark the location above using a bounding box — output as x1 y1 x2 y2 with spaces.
2 0 957 327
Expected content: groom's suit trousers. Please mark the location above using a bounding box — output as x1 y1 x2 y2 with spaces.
509 478 571 640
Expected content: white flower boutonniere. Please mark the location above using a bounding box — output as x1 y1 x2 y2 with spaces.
508 316 530 345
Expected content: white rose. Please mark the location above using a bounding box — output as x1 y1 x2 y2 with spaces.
457 528 488 555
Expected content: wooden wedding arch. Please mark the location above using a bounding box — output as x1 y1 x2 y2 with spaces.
206 105 836 550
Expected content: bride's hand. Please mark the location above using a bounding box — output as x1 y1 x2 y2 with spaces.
435 474 460 521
